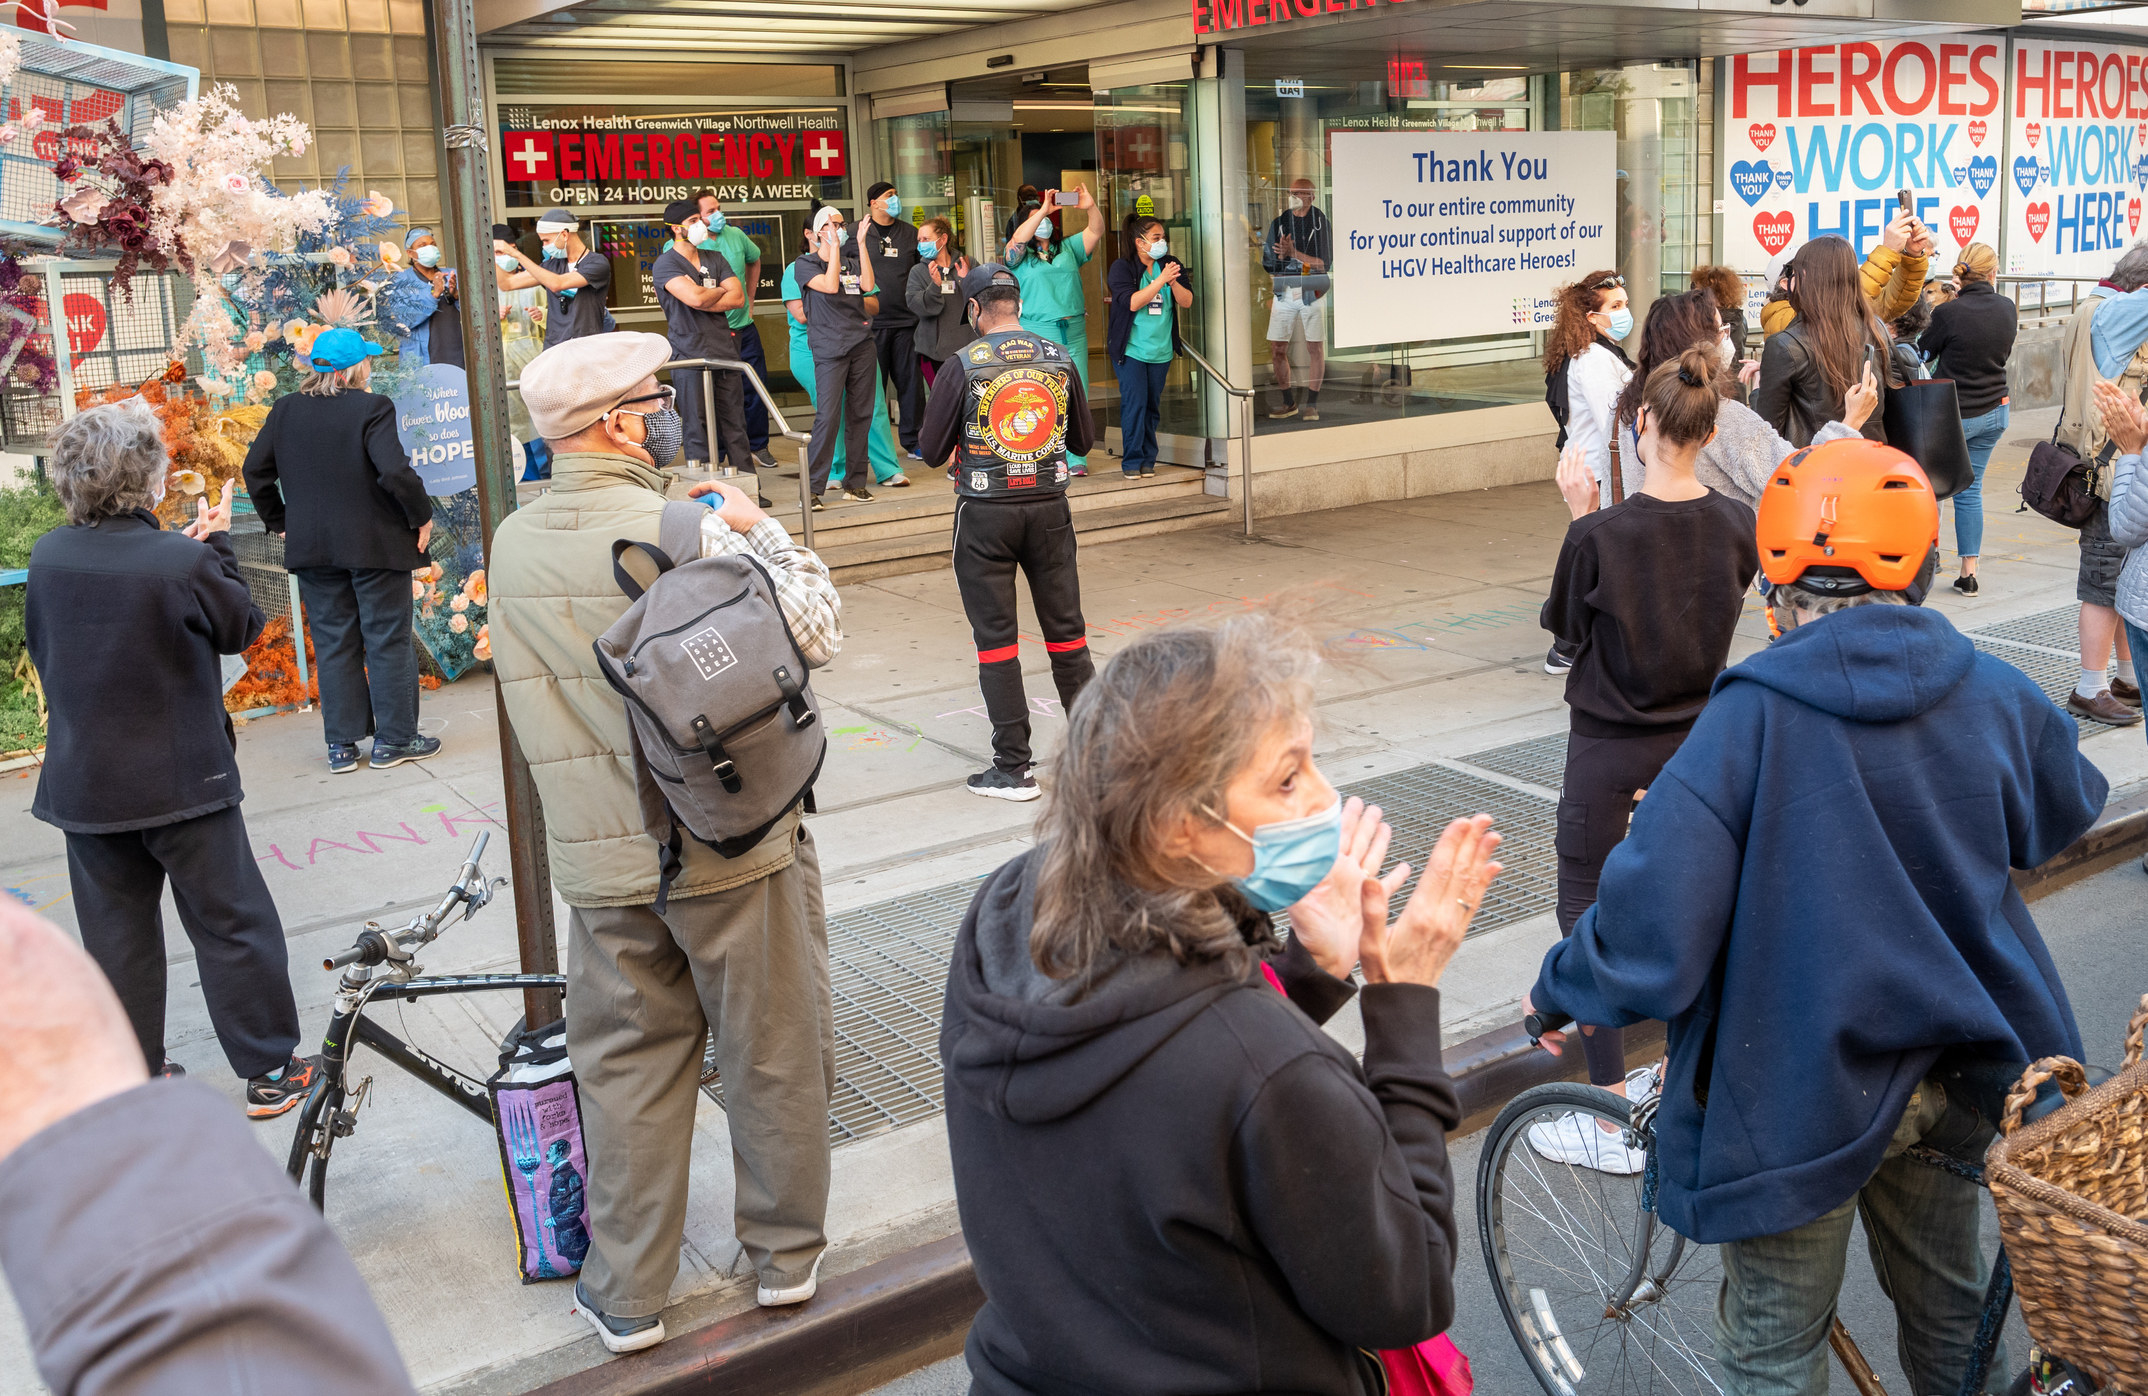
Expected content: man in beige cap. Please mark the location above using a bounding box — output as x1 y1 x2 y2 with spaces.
488 331 842 1354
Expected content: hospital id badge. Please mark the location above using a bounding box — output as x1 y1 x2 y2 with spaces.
841 272 861 295
941 279 955 295
1146 299 1163 316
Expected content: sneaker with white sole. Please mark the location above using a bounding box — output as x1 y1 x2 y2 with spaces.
1544 644 1575 676
1526 1111 1647 1175
1625 1063 1661 1106
572 1282 666 1353
757 1253 823 1307
967 766 1041 802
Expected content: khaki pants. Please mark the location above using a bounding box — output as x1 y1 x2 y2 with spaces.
565 826 835 1318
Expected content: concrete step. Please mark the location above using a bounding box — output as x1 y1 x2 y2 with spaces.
823 492 1236 583
761 468 1213 549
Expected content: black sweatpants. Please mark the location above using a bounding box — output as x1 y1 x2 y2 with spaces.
953 493 1094 772
1555 726 1690 1087
65 803 299 1079
873 323 921 452
294 565 420 748
675 352 752 473
806 340 877 496
736 320 772 453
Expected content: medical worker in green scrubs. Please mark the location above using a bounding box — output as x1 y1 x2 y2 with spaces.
1005 186 1103 475
782 252 908 491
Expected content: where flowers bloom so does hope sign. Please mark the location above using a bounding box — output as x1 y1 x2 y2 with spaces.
1325 130 1613 348
1720 40 2004 277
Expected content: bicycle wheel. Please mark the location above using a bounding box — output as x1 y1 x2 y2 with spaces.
1480 1082 1726 1395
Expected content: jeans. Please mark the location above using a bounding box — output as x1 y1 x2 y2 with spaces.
294 566 420 747
2127 621 2148 738
1717 1081 2004 1395
1952 403 2009 559
1115 356 1169 475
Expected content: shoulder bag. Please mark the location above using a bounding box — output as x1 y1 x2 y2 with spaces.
2021 379 2148 528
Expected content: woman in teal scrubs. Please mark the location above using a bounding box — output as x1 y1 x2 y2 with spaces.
1005 187 1103 475
781 256 908 489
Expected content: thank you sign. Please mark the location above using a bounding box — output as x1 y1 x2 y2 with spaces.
2006 39 2148 276
1328 130 1614 348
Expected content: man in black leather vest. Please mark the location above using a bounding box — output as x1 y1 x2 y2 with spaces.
918 264 1098 801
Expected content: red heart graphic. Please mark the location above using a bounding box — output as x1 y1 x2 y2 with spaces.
2026 121 2041 148
2131 198 2142 237
1748 122 1776 153
1948 205 1979 246
61 292 105 367
2026 201 2052 242
1967 120 1986 147
2139 120 2146 148
1753 210 1795 255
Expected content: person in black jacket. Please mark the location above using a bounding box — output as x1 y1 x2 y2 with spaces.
242 327 438 773
1919 242 2016 595
942 611 1492 1393
1105 213 1190 480
27 398 317 1114
1754 235 1894 448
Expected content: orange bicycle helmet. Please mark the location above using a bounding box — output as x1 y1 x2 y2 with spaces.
1756 438 1940 599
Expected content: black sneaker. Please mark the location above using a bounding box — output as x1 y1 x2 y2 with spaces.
1139 465 1156 476
573 1281 667 1353
843 485 875 502
369 734 442 768
1952 573 1979 595
752 448 778 468
157 1058 186 1079
1544 644 1575 676
810 494 826 512
967 766 1041 802
328 742 361 774
759 495 773 508
247 1054 320 1119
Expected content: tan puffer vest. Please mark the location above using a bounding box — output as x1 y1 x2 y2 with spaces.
489 451 796 908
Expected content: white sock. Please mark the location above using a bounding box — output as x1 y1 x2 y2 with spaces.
2120 657 2137 685
2078 670 2109 699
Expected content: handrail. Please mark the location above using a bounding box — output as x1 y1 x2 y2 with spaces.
1179 342 1255 540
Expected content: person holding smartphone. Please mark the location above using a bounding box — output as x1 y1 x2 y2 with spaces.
1105 214 1190 479
1006 188 1102 476
791 205 880 509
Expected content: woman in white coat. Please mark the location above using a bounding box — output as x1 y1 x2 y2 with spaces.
1540 268 1633 674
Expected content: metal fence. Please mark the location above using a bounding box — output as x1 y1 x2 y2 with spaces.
0 257 195 452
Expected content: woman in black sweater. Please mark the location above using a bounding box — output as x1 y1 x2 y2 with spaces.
941 611 1496 1393
1918 242 2016 594
1538 345 1760 1171
242 327 437 773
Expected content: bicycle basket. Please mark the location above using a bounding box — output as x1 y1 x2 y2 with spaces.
1985 995 2148 1392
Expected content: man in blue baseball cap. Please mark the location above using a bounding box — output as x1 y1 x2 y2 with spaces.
243 323 437 775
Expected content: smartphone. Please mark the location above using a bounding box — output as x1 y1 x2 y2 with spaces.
1052 190 1080 207
1897 188 1915 215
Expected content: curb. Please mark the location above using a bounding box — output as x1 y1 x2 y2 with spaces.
529 795 2148 1396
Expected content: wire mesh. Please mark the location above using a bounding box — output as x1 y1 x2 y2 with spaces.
1454 731 1568 792
0 37 191 234
227 516 291 620
1967 606 2082 654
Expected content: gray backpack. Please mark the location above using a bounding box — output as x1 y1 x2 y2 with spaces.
593 502 823 910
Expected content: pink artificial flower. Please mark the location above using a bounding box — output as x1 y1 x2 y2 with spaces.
424 563 443 583
243 329 266 353
207 239 252 274
473 625 491 662
449 594 469 613
252 370 277 394
221 171 250 195
59 186 107 224
461 569 486 604
448 614 468 634
364 190 395 219
411 578 425 599
326 246 353 268
377 241 405 271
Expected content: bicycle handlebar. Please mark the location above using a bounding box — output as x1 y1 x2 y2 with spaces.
323 833 493 972
1525 1008 1574 1045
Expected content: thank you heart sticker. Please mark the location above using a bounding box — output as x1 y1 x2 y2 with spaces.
1729 160 1774 207
1753 210 1795 255
1775 167 1792 191
2025 201 2052 242
2132 199 2143 237
1967 120 1987 147
1966 155 1997 200
1948 206 1979 246
2026 121 2042 148
1748 123 1776 153
2137 153 2148 190
61 292 104 367
2013 155 2041 197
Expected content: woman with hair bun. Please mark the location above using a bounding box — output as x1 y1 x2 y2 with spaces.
1919 241 2016 594
1533 344 1760 1173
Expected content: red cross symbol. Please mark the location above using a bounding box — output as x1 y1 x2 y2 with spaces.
504 131 554 181
803 131 846 176
1120 127 1159 169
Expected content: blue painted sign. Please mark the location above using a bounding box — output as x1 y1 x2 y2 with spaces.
393 363 477 497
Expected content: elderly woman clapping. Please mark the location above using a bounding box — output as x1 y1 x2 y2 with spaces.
940 609 1495 1393
26 398 317 1114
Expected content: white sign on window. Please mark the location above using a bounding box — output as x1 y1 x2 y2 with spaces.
1275 78 1305 99
2004 38 2148 277
1328 130 1615 348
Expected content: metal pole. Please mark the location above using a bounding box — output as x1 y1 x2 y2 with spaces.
1239 386 1253 540
430 0 560 1029
287 572 310 698
703 366 728 477
797 438 814 548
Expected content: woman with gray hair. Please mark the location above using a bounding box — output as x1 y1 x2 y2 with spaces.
26 397 317 1115
940 609 1492 1392
242 326 438 773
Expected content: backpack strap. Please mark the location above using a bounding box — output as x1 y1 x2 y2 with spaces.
609 501 713 600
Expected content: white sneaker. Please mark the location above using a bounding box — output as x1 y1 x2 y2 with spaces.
1625 1064 1661 1106
757 1252 822 1307
1526 1112 1647 1175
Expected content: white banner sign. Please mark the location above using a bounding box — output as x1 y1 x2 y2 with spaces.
1719 40 2005 273
2005 38 2148 276
1328 130 1614 348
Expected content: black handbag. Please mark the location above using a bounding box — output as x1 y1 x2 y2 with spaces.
2021 428 2101 529
1881 376 1975 500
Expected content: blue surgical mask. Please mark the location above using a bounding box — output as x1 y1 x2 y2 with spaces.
1605 308 1634 341
1148 239 1168 260
542 241 567 261
495 253 519 272
917 239 938 259
1209 798 1342 913
414 245 442 268
704 210 727 234
1036 218 1054 242
884 193 902 215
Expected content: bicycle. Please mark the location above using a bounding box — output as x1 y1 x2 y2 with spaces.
285 832 567 1209
1476 1009 2114 1396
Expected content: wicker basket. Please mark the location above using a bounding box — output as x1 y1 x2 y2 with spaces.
1986 997 2148 1392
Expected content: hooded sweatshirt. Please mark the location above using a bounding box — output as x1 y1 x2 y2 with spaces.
1531 604 2103 1244
941 850 1461 1394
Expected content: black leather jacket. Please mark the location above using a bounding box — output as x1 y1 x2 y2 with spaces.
1754 317 1891 449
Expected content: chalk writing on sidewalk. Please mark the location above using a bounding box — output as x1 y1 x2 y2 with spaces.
255 801 504 871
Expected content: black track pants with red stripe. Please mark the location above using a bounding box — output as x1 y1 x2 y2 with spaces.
952 492 1094 773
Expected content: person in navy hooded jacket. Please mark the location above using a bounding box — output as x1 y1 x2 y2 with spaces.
1526 436 2104 1395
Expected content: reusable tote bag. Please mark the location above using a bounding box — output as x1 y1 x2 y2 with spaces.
488 1018 593 1284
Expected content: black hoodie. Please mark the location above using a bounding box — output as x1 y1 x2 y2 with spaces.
939 850 1461 1394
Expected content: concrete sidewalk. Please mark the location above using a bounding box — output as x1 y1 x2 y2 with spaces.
2 404 2140 1393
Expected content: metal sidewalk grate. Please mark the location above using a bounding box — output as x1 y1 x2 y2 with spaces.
1971 638 2097 737
1966 606 2080 654
1455 732 1567 792
1338 763 1559 935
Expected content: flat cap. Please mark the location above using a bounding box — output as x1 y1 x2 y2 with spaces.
519 331 673 442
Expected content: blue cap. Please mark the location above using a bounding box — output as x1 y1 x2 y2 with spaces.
305 326 386 371
404 226 433 249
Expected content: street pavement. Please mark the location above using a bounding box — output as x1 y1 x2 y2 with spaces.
3 405 2144 1392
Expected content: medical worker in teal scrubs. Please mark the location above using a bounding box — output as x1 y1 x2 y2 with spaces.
1006 186 1102 475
